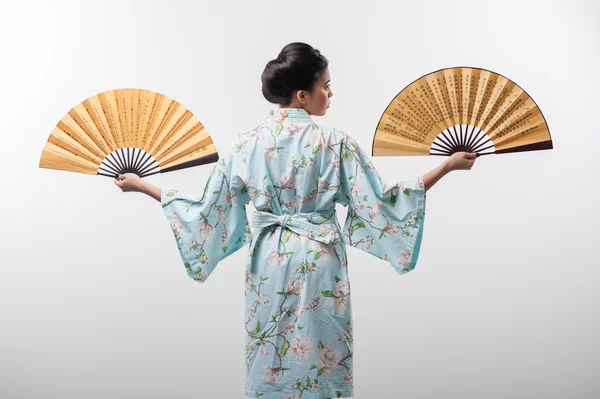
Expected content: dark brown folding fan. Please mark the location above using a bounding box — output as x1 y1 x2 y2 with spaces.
39 88 219 177
372 67 553 157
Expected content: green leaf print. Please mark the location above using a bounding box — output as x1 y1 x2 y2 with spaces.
317 368 325 376
390 193 396 207
280 340 290 357
318 340 324 350
310 364 317 370
341 145 350 162
314 252 321 260
250 320 262 335
334 275 341 282
403 187 410 196
282 229 292 243
274 123 283 137
350 221 366 235
312 145 320 154
321 290 337 297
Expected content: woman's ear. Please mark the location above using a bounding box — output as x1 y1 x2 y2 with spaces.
297 90 307 105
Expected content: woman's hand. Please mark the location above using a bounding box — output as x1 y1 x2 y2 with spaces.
422 151 478 192
445 151 477 171
114 173 146 193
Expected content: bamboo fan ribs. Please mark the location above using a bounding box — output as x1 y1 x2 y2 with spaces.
372 67 553 157
39 88 219 178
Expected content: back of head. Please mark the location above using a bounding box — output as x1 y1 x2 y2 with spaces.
261 42 329 105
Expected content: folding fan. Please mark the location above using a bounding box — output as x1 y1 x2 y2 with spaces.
372 67 553 157
39 88 219 178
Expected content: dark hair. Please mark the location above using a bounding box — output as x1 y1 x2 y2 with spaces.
261 42 329 105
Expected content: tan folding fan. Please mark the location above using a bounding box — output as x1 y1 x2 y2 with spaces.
39 88 219 178
372 67 553 157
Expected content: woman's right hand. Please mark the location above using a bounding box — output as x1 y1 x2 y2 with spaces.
446 152 477 171
114 173 146 193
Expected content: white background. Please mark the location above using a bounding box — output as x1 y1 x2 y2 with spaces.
1 0 599 398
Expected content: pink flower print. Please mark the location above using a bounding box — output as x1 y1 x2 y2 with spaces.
351 183 360 199
246 306 256 319
256 293 268 305
382 220 398 236
267 250 285 268
369 204 382 219
342 371 353 385
223 191 232 206
318 177 329 190
334 294 348 312
198 220 215 240
262 365 280 383
315 344 342 377
287 279 305 296
355 200 366 211
259 342 268 358
287 195 302 209
311 382 320 389
264 147 275 162
198 272 207 281
288 335 314 361
169 217 183 235
245 281 252 294
364 236 374 251
284 322 297 335
313 241 333 261
217 207 226 223
336 281 350 293
249 189 258 201
396 250 411 268
281 174 297 190
288 124 304 135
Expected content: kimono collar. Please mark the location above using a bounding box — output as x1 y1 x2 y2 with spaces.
265 108 313 124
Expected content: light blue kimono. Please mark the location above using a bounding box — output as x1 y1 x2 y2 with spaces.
161 108 427 399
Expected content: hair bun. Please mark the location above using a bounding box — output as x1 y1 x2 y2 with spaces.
261 42 329 105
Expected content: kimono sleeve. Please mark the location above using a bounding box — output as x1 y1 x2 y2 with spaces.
337 132 427 275
160 140 252 284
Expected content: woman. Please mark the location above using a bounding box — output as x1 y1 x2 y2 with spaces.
115 42 476 399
